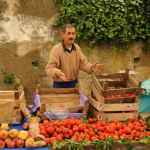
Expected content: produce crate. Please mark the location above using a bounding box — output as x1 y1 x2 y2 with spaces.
36 84 88 120
89 68 142 122
0 90 24 124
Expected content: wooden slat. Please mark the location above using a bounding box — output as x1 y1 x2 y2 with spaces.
103 103 139 111
100 81 124 87
128 74 139 87
0 91 15 99
40 93 79 98
94 73 125 78
102 87 141 96
102 113 138 122
67 106 83 113
89 96 100 111
91 74 103 93
123 68 129 87
91 82 100 102
89 105 100 119
40 88 77 94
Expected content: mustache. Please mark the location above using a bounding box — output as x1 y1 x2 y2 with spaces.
69 38 74 40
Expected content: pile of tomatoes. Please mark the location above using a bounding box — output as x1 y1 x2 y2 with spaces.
39 117 149 145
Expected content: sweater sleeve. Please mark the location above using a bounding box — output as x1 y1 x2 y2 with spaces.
45 47 62 80
78 47 93 74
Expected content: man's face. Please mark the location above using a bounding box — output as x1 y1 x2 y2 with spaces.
62 27 76 46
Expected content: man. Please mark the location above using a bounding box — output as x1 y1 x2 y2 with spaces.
45 24 104 88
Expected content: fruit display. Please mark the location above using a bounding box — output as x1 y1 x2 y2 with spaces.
0 123 34 148
38 117 150 150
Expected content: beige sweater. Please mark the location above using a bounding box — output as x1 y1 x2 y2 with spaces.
45 42 93 82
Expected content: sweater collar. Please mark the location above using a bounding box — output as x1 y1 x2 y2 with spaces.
62 40 76 53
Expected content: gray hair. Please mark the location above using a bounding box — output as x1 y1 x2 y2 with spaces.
62 24 76 33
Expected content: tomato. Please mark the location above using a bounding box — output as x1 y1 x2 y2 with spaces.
62 128 69 134
146 131 150 136
120 134 127 138
91 136 98 141
134 131 140 138
133 118 138 122
139 133 145 139
134 125 139 131
47 127 54 134
72 125 79 132
126 135 133 140
79 123 86 131
85 138 90 142
114 119 119 124
89 131 95 137
52 132 57 137
76 137 83 142
61 120 68 127
124 94 130 97
40 125 46 130
88 118 94 124
99 135 105 141
68 129 73 137
70 119 76 126
101 121 106 126
56 135 63 142
40 130 47 136
114 131 119 136
85 134 90 139
56 127 61 134
113 135 120 140
64 133 70 139
141 121 146 126
58 104 65 108
76 120 82 125
106 126 115 133
50 137 56 144
123 127 131 134
118 129 123 136
127 123 134 130
127 118 133 122
93 118 98 123
84 129 89 134
43 120 49 126
46 138 51 144
54 121 61 127
116 123 123 130
97 126 105 132
139 127 145 132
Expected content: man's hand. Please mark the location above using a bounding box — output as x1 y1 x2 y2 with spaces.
59 72 70 82
92 62 104 72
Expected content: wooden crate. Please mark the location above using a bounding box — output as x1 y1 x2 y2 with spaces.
36 84 88 120
0 90 23 124
89 68 142 122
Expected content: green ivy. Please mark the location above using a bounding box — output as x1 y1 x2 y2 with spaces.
53 0 150 51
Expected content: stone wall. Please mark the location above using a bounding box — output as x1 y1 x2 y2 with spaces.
0 0 150 104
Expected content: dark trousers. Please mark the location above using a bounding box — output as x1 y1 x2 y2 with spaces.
53 79 79 88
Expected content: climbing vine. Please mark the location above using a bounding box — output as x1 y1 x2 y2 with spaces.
53 0 149 51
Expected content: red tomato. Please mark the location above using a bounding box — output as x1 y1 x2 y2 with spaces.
88 118 94 124
43 120 49 126
58 104 65 108
64 133 70 139
79 123 86 131
124 94 130 97
56 127 62 134
54 121 61 127
126 135 133 140
46 138 51 144
62 128 69 134
68 130 73 137
99 135 105 140
72 125 79 132
40 130 47 136
47 127 54 134
50 137 56 144
91 136 98 141
70 119 76 126
56 135 63 142
123 127 131 134
106 126 115 133
113 135 120 140
85 138 90 142
89 131 95 137
61 120 68 127
76 137 83 142
40 125 46 130
93 118 98 123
